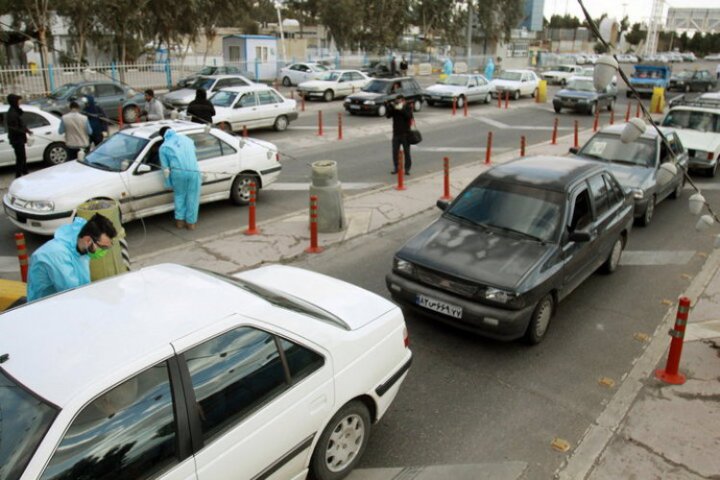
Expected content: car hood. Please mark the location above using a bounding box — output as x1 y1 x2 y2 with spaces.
9 161 116 203
163 89 195 104
348 91 385 100
673 129 720 152
398 216 552 289
601 162 653 189
234 265 396 330
298 80 335 89
557 89 597 99
425 84 466 95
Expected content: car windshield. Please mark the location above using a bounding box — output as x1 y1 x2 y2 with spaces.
80 133 149 172
0 369 59 480
310 64 329 72
555 66 573 72
674 71 692 79
189 77 215 90
566 79 596 92
211 91 238 107
446 179 564 242
662 110 720 133
443 75 468 86
48 84 76 99
320 71 342 81
363 80 392 94
578 133 657 167
197 66 216 75
498 72 522 81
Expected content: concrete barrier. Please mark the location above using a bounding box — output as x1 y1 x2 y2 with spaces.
417 63 433 76
454 62 468 74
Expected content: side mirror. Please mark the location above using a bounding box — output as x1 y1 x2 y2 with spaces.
436 199 450 211
135 164 153 174
568 231 591 242
568 147 579 154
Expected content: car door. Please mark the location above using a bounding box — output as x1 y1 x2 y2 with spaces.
186 131 236 196
179 324 334 480
586 173 617 267
256 90 285 128
229 92 260 130
96 83 125 116
337 72 353 97
475 75 490 99
23 111 55 163
124 139 174 217
560 183 601 299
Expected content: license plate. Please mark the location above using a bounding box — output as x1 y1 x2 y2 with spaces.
350 105 360 110
417 294 463 319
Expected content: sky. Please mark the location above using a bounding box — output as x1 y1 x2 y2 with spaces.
544 0 715 24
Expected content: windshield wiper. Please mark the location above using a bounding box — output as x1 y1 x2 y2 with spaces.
486 224 546 243
82 160 113 171
577 152 606 161
445 212 492 230
610 159 643 167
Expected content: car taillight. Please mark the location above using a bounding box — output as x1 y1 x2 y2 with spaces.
276 152 281 163
403 326 410 348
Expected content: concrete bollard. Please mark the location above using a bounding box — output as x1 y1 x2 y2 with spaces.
309 160 347 233
76 199 129 281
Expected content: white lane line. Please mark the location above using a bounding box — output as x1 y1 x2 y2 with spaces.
264 182 382 191
620 250 696 266
348 462 528 480
414 146 513 153
474 116 573 131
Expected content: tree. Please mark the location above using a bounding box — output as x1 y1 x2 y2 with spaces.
624 22 646 46
409 0 466 48
56 0 101 63
471 0 524 44
547 14 581 29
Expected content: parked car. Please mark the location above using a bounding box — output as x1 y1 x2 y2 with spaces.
360 61 395 78
26 81 135 120
627 65 672 97
541 64 583 86
296 69 371 102
661 97 720 177
176 65 245 88
423 73 495 108
3 120 281 235
491 69 540 100
553 76 617 115
201 84 298 132
0 105 68 167
0 263 412 480
571 125 688 226
279 62 329 86
344 77 424 116
668 70 716 93
386 156 634 344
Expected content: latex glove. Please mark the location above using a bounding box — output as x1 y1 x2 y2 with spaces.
394 102 403 110
163 168 170 179
26 134 35 146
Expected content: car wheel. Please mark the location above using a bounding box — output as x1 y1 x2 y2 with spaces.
122 105 140 124
560 79 567 87
455 96 465 109
323 89 334 102
639 195 656 227
43 142 69 166
273 115 289 131
670 175 685 199
282 76 292 87
230 174 259 206
218 122 232 133
524 294 554 345
706 84 713 92
484 93 492 104
553 104 562 113
413 99 423 112
588 102 596 116
707 161 718 178
310 400 371 480
601 236 624 274
532 88 538 98
377 104 387 117
512 90 520 100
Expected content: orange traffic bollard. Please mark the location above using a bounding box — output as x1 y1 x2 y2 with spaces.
301 95 305 112
504 91 510 109
551 117 559 145
118 105 124 128
520 135 526 157
15 233 28 283
655 297 691 385
396 150 407 191
574 120 579 149
463 98 468 117
593 108 600 132
497 92 502 108
337 112 343 140
625 102 631 122
290 89 295 99
452 97 457 116
242 125 248 138
440 156 452 200
317 110 323 136
610 109 615 125
485 131 493 165
305 195 323 253
636 101 641 118
244 182 260 235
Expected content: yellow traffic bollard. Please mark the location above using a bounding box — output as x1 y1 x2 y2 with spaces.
536 80 548 103
0 279 26 311
76 199 129 282
650 87 665 114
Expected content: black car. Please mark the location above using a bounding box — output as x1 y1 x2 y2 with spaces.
553 77 617 115
361 61 394 78
668 70 716 93
386 156 634 344
344 77 423 116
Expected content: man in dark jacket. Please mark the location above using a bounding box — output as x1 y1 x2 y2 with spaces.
6 94 33 178
83 95 108 147
385 94 413 175
186 88 216 125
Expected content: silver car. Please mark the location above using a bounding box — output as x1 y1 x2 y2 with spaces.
423 74 495 108
162 74 255 110
26 81 135 120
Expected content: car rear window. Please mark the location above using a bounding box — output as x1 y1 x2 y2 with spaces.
0 369 58 480
363 80 392 94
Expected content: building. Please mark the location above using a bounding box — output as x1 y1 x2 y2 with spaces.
521 0 546 32
222 35 278 80
666 8 720 34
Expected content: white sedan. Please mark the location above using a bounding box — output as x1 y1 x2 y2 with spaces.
0 105 68 167
424 74 495 108
491 69 540 100
279 62 330 86
296 70 371 102
207 85 298 133
0 263 412 480
2 120 281 235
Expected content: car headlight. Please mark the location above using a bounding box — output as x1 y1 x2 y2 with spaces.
344 98 351 103
482 287 517 304
364 100 375 105
393 257 415 276
630 188 645 200
27 200 55 212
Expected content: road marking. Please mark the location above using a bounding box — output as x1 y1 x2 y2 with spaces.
0 256 18 273
348 462 528 480
474 116 573 131
264 182 381 191
620 250 696 266
414 146 513 153
687 183 720 190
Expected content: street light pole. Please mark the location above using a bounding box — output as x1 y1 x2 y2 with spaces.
275 1 287 64
466 1 473 66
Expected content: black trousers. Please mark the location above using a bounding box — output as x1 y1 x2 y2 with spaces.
12 143 27 178
90 132 104 147
392 135 412 172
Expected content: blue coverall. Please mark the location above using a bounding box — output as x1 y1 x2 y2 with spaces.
159 129 202 225
26 217 90 302
484 58 495 81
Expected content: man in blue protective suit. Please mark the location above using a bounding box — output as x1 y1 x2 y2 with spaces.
484 57 495 81
26 213 118 302
159 127 202 230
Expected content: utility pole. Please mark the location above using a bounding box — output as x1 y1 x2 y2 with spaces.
466 1 473 65
275 1 287 64
645 0 664 56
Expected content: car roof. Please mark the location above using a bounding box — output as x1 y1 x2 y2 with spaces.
217 84 272 93
370 76 414 82
484 156 605 192
117 120 210 139
0 104 55 115
598 124 675 139
198 74 250 80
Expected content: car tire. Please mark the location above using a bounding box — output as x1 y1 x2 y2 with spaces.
122 105 140 124
282 76 292 87
607 98 615 111
484 93 492 104
560 79 567 87
706 84 713 92
323 89 334 102
218 122 232 133
523 294 554 345
413 99 423 112
684 84 691 93
456 96 465 109
377 105 387 117
43 142 69 166
273 115 289 131
512 90 520 100
670 175 685 199
588 102 596 116
310 400 371 480
638 195 656 227
601 236 624 274
230 173 259 206
707 161 718 178
553 104 562 113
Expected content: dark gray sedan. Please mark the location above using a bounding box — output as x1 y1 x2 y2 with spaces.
386 157 634 344
26 81 135 120
553 77 617 115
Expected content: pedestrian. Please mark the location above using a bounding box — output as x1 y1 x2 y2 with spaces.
484 57 495 81
83 95 108 147
59 101 92 160
159 127 202 230
443 57 454 78
400 56 409 76
716 63 720 81
385 94 413 175
390 55 397 77
186 88 216 125
141 89 165 121
5 93 33 178
26 213 118 302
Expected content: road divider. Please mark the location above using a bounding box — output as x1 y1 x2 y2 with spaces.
244 182 259 236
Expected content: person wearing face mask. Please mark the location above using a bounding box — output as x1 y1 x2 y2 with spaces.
26 213 118 302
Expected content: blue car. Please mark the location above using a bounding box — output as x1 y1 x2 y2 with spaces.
628 65 672 97
553 76 617 115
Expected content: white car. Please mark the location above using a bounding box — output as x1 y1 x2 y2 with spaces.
491 69 540 100
0 263 412 480
296 70 371 102
162 75 255 110
541 65 583 85
205 85 298 133
279 62 330 86
3 120 281 235
0 105 68 167
424 73 495 108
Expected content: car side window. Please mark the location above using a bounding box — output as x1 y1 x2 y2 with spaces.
96 84 119 97
77 85 95 97
141 140 163 169
671 133 684 155
603 173 624 208
228 77 250 87
587 174 610 216
278 338 324 382
188 132 224 161
239 93 257 108
476 76 486 86
41 363 178 480
569 188 593 232
257 91 277 105
24 112 50 129
183 326 288 444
